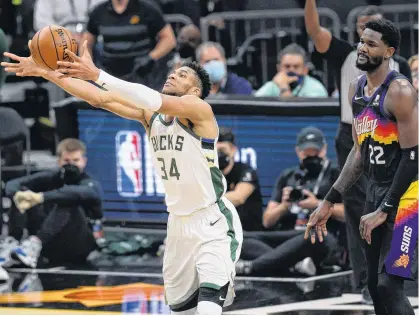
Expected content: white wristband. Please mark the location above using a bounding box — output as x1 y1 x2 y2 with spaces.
95 70 110 88
95 70 162 111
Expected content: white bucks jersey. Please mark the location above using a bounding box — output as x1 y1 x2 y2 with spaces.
148 114 226 215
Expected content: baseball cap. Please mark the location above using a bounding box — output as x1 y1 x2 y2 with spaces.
296 126 326 150
218 127 235 144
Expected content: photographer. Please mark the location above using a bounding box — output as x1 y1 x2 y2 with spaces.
217 128 264 231
236 127 344 276
1 139 102 268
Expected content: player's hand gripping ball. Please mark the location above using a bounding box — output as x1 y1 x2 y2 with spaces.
30 25 78 70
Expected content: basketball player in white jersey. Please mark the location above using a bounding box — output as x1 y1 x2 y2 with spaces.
2 41 243 315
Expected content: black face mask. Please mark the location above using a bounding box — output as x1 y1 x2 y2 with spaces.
60 163 82 185
301 156 323 176
177 43 196 59
288 71 304 91
218 151 231 171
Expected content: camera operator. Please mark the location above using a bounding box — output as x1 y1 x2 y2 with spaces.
217 128 264 231
236 127 344 276
1 138 102 268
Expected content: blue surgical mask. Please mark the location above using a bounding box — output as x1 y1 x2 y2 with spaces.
203 60 226 84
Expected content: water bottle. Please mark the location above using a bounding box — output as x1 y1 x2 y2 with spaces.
92 220 106 248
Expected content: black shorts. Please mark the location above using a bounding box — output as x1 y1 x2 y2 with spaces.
363 180 418 280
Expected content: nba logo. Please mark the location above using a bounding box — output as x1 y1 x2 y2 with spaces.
116 131 143 197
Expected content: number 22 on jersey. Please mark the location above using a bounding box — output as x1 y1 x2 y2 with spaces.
369 145 386 164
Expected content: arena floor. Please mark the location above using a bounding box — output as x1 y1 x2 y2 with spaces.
0 266 416 315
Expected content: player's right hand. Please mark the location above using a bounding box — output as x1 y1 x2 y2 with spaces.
56 40 100 82
273 71 299 89
304 200 333 244
1 42 47 78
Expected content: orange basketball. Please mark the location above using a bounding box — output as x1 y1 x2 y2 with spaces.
30 25 78 70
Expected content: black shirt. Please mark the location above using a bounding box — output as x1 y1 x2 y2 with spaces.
87 0 166 77
5 169 103 220
270 161 341 234
321 36 412 124
224 162 264 231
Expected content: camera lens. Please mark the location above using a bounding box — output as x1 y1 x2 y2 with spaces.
289 188 303 202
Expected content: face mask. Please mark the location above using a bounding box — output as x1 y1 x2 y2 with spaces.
177 43 195 59
60 163 82 184
218 151 231 171
287 71 304 91
203 60 226 84
301 156 323 176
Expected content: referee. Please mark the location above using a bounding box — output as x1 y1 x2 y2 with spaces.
304 0 411 304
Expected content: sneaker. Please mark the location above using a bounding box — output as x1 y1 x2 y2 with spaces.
11 236 42 268
18 273 43 307
0 237 19 267
361 286 373 305
18 273 43 293
296 280 315 293
294 257 316 276
0 266 9 281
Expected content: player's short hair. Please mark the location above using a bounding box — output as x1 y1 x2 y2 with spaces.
218 127 236 145
182 61 211 99
277 43 307 64
56 138 86 157
365 19 400 51
358 5 384 18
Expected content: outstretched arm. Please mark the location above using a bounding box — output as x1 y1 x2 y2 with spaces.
56 41 213 122
43 70 154 128
304 0 332 53
1 51 153 129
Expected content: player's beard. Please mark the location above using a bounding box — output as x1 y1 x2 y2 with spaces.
356 54 384 72
161 88 183 97
162 91 184 97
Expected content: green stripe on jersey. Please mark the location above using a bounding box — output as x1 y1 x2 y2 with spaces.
200 282 221 290
201 140 215 150
149 112 158 128
210 167 224 200
218 199 239 262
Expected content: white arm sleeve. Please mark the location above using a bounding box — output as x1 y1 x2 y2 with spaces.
95 70 162 111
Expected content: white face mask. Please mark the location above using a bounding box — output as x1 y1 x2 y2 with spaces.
203 60 226 84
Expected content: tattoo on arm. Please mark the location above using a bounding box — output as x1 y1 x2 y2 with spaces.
333 77 364 195
333 145 363 194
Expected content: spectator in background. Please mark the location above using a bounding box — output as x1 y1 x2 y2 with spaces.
255 44 328 98
199 0 247 57
34 0 105 42
408 55 418 92
0 28 7 94
1 139 102 268
83 0 176 90
171 24 201 70
236 127 344 277
304 2 411 303
216 128 264 232
196 41 253 95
